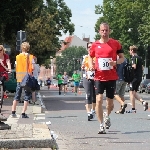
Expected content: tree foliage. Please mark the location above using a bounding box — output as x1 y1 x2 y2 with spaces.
0 0 75 65
95 0 150 59
0 0 42 44
25 0 75 64
55 46 87 76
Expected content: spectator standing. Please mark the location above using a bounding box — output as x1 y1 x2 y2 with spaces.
0 45 11 99
88 22 124 134
38 64 46 87
32 57 40 80
11 42 34 118
32 56 40 103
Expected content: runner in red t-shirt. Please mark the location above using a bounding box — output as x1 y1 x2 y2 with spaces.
88 23 124 134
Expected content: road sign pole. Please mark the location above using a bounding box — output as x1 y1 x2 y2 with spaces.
16 30 26 52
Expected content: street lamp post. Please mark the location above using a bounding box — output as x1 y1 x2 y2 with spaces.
144 45 148 79
50 56 53 81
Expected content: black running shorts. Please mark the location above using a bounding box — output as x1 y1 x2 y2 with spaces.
95 80 116 99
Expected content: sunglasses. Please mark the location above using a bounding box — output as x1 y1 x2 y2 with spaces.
88 46 91 48
0 49 3 51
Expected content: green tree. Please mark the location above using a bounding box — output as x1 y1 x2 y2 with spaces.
0 0 75 66
0 0 42 44
95 0 150 59
55 46 87 76
25 0 75 64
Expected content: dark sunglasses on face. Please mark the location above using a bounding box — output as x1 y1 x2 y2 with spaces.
0 49 3 51
88 46 91 48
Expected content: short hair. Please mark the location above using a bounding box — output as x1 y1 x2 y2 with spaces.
21 42 30 52
100 22 110 28
87 42 93 49
129 45 138 53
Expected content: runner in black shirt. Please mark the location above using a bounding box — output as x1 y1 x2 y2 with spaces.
128 45 148 112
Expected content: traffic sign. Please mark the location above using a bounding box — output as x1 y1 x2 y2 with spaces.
16 30 26 51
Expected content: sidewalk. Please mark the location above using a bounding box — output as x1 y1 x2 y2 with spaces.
0 92 57 149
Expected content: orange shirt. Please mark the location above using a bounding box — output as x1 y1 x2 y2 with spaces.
82 55 95 71
16 53 34 82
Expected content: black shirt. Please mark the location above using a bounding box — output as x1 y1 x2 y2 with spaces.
131 55 143 79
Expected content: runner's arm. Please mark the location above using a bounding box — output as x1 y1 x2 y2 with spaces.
116 53 124 64
88 55 94 71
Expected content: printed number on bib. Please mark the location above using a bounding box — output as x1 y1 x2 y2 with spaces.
86 71 95 79
98 58 113 70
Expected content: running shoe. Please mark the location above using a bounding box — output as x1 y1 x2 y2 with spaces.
126 110 136 113
88 114 93 121
11 114 17 118
91 110 96 119
103 112 111 129
142 101 148 111
21 114 29 118
98 126 106 134
120 104 127 114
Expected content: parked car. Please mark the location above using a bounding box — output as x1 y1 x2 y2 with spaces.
139 79 150 93
79 79 84 88
145 83 150 93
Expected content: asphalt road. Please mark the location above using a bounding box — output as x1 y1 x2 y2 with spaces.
41 86 150 150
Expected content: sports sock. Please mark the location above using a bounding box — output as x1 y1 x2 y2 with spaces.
12 111 16 114
22 113 25 116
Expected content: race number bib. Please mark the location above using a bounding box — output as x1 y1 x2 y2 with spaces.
86 71 95 79
98 58 113 70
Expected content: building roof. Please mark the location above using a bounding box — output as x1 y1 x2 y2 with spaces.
83 38 90 43
60 36 73 51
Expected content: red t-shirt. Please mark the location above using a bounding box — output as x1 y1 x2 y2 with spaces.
90 38 123 81
0 53 9 80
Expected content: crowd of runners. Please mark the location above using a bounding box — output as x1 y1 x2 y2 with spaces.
81 22 148 134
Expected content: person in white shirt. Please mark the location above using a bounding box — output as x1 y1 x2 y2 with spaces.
62 72 69 95
32 57 40 80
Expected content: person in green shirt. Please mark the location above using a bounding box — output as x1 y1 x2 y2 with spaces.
72 71 81 95
57 72 63 95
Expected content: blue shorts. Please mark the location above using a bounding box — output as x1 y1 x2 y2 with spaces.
74 82 79 87
14 83 32 101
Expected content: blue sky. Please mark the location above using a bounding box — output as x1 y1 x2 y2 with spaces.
60 0 103 42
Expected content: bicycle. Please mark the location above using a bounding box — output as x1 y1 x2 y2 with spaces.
0 71 11 113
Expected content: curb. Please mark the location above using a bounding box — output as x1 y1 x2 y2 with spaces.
0 139 57 149
0 92 58 149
